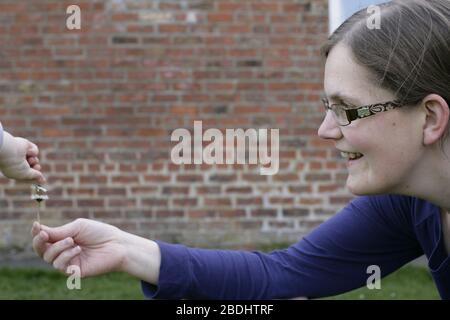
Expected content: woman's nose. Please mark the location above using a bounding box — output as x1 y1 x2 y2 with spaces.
318 111 343 140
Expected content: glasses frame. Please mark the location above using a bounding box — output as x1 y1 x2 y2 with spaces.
321 98 404 126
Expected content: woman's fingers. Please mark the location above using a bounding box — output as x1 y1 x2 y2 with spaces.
52 246 82 273
31 221 41 237
32 230 50 257
42 237 75 264
40 220 80 243
31 222 81 272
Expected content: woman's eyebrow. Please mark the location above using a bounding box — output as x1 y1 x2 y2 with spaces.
326 92 361 106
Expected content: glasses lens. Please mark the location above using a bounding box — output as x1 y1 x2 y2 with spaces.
321 99 329 113
331 105 350 126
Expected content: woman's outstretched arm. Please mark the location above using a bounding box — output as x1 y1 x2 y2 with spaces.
32 195 422 299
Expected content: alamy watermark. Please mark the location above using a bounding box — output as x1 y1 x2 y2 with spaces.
66 265 81 290
171 121 279 175
366 265 381 290
366 5 381 30
66 5 81 30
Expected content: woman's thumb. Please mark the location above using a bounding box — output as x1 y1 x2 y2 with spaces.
40 221 80 242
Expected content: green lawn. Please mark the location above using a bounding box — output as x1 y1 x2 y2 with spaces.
0 265 439 299
325 265 439 300
0 268 143 299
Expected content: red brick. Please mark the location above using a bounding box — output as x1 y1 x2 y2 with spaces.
330 196 354 205
299 198 323 205
217 3 247 11
98 188 127 196
155 210 184 218
269 197 294 205
0 0 348 251
217 210 246 218
107 199 136 207
251 3 280 12
187 210 217 218
111 176 139 184
112 13 138 22
77 199 104 207
304 173 331 182
158 25 187 33
237 198 263 206
197 186 221 194
176 175 204 183
208 13 234 23
204 198 232 206
209 174 236 183
251 209 277 217
283 209 309 217
225 186 252 193
172 198 198 206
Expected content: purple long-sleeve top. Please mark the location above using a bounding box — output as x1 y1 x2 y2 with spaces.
142 194 450 299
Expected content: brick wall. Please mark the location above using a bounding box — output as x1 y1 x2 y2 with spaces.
0 0 353 256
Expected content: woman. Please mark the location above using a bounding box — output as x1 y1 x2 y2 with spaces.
32 0 450 299
0 122 45 183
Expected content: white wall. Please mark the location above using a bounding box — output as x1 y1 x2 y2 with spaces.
328 0 390 34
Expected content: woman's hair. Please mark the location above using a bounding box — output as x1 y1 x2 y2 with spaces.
321 0 450 145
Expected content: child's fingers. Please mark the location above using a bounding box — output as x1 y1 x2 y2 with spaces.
26 155 44 179
27 156 38 165
42 237 75 264
28 168 46 184
52 246 82 273
26 142 39 157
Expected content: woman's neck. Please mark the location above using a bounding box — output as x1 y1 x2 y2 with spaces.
394 149 450 212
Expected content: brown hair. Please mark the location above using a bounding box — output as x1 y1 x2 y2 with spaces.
321 0 450 144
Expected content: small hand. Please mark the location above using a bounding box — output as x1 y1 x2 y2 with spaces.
0 135 45 183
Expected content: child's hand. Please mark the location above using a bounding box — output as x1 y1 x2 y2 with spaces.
0 132 46 183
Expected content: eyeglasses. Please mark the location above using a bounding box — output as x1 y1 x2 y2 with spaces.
321 98 404 126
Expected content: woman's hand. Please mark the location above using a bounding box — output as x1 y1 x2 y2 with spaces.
32 219 127 278
31 218 161 284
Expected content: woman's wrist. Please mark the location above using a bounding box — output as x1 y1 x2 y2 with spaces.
119 230 161 285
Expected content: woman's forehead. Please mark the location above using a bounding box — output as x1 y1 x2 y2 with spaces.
323 44 393 103
324 45 370 94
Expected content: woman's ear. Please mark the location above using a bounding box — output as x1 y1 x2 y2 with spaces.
422 94 449 146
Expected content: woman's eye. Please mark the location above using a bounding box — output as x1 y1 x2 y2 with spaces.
333 103 349 110
341 102 356 110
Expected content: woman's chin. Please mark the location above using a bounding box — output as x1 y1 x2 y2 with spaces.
346 184 367 195
346 176 375 195
346 177 390 196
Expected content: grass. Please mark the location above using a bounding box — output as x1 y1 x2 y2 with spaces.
0 264 440 299
324 265 440 300
0 268 143 299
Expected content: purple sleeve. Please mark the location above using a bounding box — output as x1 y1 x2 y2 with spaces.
142 195 423 299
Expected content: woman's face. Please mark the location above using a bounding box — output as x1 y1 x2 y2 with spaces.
318 43 425 195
